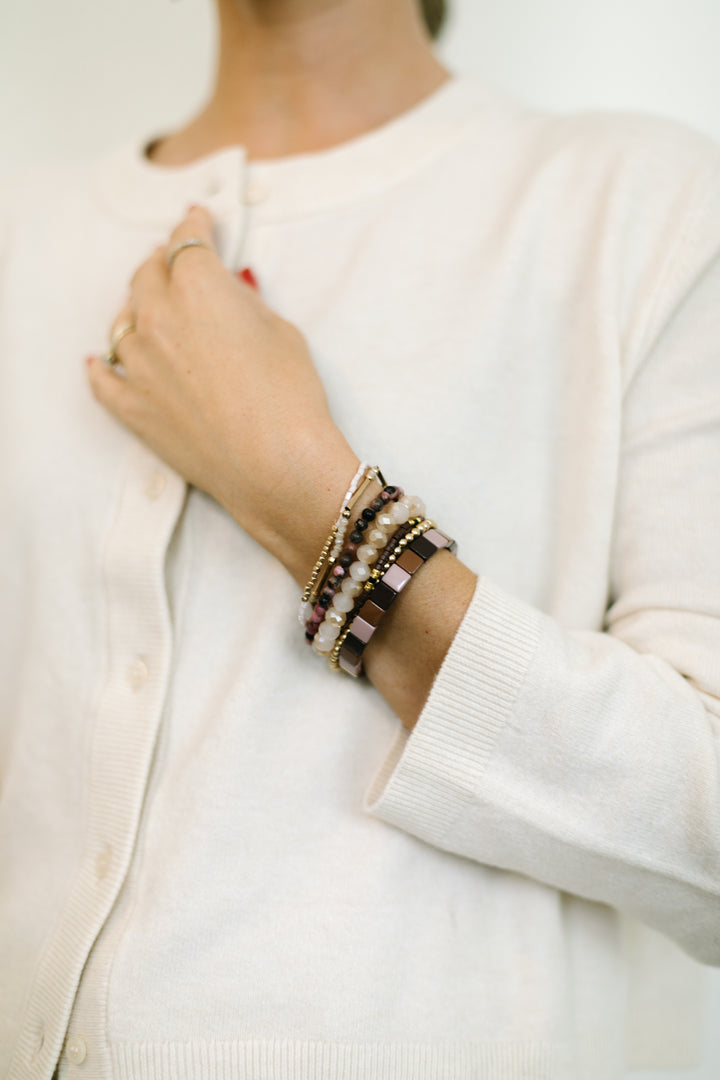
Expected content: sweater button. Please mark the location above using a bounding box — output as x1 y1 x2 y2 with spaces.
243 180 268 205
95 844 113 881
65 1036 87 1065
143 471 166 499
28 1022 44 1063
126 657 149 690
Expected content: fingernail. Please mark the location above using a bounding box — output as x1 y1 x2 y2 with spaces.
85 355 95 367
238 267 259 290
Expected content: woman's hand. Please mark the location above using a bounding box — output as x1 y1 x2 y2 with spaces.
87 206 360 583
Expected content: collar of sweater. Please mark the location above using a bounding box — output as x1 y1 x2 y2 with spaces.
91 75 493 227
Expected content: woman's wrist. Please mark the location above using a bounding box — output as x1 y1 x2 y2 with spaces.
220 433 377 588
283 446 383 588
363 551 478 729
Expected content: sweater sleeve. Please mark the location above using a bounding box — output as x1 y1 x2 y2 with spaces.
364 160 720 967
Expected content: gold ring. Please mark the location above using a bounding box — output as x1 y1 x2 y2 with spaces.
166 238 213 272
111 322 136 350
102 323 135 372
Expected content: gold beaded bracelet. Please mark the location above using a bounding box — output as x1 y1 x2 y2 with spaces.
300 464 385 608
300 525 338 607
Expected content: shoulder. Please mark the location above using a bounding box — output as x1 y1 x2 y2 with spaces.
445 78 720 255
544 98 719 169
456 74 720 175
536 104 720 366
533 100 720 270
449 80 720 373
453 77 716 196
538 101 720 231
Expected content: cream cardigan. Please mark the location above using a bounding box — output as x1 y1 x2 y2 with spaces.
1 77 719 1080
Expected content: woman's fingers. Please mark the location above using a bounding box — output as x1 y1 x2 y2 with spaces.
125 207 219 317
129 245 170 307
164 205 219 281
86 345 132 414
109 302 136 345
99 302 136 374
169 204 216 251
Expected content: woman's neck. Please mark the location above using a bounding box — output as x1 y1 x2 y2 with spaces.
148 0 449 165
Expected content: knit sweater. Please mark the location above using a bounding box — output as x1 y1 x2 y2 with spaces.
1 76 719 1080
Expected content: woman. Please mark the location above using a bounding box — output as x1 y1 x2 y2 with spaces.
2 1 719 1077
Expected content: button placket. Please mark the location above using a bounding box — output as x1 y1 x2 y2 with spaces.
78 443 191 1080
12 442 187 1080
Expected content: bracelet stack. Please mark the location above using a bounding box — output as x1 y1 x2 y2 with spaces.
298 462 383 620
299 461 457 678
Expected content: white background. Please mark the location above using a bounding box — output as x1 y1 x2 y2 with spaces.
1 1 718 1076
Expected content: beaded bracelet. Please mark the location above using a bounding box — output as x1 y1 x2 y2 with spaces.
363 515 424 586
333 524 457 677
299 463 384 618
326 467 383 568
300 461 375 607
305 486 404 646
309 515 420 654
327 518 434 667
310 493 426 656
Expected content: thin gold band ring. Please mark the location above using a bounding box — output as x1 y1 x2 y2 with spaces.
102 322 136 370
166 238 213 272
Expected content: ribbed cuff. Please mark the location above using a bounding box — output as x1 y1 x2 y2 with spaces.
363 575 542 846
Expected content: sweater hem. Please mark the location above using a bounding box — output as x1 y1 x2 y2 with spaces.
108 1038 566 1079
